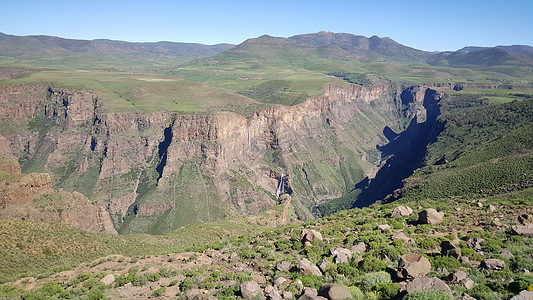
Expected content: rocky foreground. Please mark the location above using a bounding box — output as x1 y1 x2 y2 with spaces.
1 190 532 299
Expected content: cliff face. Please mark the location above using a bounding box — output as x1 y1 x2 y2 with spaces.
0 156 116 234
0 82 427 234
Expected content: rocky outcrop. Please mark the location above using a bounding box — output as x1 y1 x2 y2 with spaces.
403 277 452 296
298 258 323 276
391 205 413 218
481 258 506 270
418 208 444 224
397 253 431 279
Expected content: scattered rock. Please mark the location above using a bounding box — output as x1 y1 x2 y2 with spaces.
100 274 115 285
403 277 452 296
241 281 261 300
298 287 318 300
277 261 292 272
477 202 484 208
418 209 444 225
462 278 475 289
488 205 496 212
283 291 293 299
350 242 366 254
512 224 533 237
466 237 485 250
392 232 410 242
392 205 413 218
518 214 533 225
192 295 217 300
441 241 462 258
298 258 323 276
318 284 352 300
265 285 283 300
459 256 470 264
397 253 431 279
502 250 515 259
462 295 477 300
317 259 330 273
481 258 506 270
448 270 467 283
510 290 533 300
274 277 289 287
377 224 391 231
492 218 502 227
300 229 323 244
330 247 352 264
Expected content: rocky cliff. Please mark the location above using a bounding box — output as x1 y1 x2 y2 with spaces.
0 81 430 234
0 155 116 234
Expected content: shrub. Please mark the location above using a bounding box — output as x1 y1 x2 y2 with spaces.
168 280 179 287
39 282 63 296
146 273 161 282
299 274 323 290
431 256 462 272
346 286 365 299
131 275 148 286
376 282 399 299
180 278 194 291
511 257 533 272
152 287 166 297
87 289 106 300
469 284 499 300
361 271 391 292
358 256 387 272
337 263 359 277
404 290 452 300
509 276 533 293
481 239 503 253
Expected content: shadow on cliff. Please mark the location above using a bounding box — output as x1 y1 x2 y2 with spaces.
352 88 443 208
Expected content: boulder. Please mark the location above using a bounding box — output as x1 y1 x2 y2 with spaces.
265 285 283 300
502 250 515 259
350 242 366 254
298 287 318 300
481 258 506 270
283 291 293 299
418 209 444 225
466 237 485 250
100 274 115 285
440 241 461 258
277 261 293 271
298 258 323 276
448 270 467 283
392 232 410 243
300 229 323 244
462 295 477 300
488 205 497 212
318 284 352 300
274 277 289 287
377 224 391 231
317 259 330 273
403 277 452 296
192 295 217 300
510 290 533 300
512 224 533 237
391 205 413 218
462 278 475 289
518 214 533 225
331 247 352 264
397 253 431 279
241 281 261 300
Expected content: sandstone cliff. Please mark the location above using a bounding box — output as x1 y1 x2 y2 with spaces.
0 82 435 234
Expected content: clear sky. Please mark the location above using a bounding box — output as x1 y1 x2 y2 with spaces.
1 0 532 51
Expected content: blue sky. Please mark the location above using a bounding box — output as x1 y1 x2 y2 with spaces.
1 0 532 51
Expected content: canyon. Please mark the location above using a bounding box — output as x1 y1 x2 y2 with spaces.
0 80 442 234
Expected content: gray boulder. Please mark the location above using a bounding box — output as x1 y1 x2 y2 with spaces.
317 259 331 273
241 281 261 300
403 277 452 296
512 224 533 237
466 237 485 250
441 241 462 258
300 229 323 244
418 209 444 225
397 253 431 279
350 242 366 254
298 258 323 276
448 270 467 283
392 205 413 218
377 224 391 231
481 258 506 270
518 214 533 225
462 278 475 289
510 290 533 300
265 285 283 300
298 287 318 300
277 261 293 271
100 274 115 285
318 284 352 300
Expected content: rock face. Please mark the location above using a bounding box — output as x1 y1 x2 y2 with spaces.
397 253 431 279
418 208 444 224
0 159 117 234
0 82 434 234
318 284 352 300
481 259 506 270
403 277 452 296
240 281 261 300
298 258 323 276
391 205 413 218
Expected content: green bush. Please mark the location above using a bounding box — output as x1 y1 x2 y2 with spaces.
180 278 194 291
346 286 365 299
361 271 391 292
152 287 166 297
376 282 399 298
358 256 387 272
509 276 533 293
431 256 462 272
405 290 452 300
131 275 148 286
39 282 63 297
511 257 533 272
87 289 106 300
469 284 499 300
299 274 323 290
146 273 161 282
337 263 359 277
